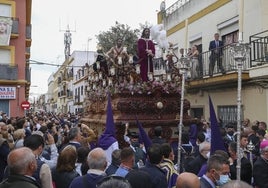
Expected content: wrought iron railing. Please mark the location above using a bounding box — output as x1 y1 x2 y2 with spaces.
0 64 18 80
249 30 268 66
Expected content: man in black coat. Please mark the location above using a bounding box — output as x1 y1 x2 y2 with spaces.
0 147 40 188
228 142 252 184
140 144 168 188
253 140 268 188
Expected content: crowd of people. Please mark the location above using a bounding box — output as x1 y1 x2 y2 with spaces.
0 109 267 188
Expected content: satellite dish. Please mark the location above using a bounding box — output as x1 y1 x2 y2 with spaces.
160 1 166 12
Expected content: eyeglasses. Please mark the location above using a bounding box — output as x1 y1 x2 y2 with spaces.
96 175 129 187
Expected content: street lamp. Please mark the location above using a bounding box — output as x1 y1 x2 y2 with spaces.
177 49 191 172
230 39 250 181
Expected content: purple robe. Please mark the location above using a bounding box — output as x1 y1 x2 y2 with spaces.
137 38 155 81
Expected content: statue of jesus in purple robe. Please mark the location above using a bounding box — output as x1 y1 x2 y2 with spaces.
137 28 155 81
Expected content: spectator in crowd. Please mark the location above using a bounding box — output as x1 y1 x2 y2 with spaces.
253 140 268 188
258 121 267 131
115 147 134 177
223 123 235 145
61 127 82 151
0 122 10 181
189 45 200 79
198 150 229 177
105 149 121 176
96 176 131 188
193 131 206 157
200 154 230 188
76 146 91 176
242 118 251 129
32 131 59 169
152 126 166 145
221 180 252 188
125 169 153 188
228 142 252 184
52 145 80 188
13 129 25 149
128 132 146 168
0 147 39 188
186 141 210 175
23 134 53 188
160 143 178 188
244 126 260 157
209 33 225 77
140 144 168 188
69 147 107 188
176 172 200 188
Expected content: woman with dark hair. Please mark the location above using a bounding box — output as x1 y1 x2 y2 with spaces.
52 145 80 188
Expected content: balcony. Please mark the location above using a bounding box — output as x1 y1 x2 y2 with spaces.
0 64 18 80
11 18 19 37
187 43 251 92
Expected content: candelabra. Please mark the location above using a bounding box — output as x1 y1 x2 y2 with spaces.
176 51 191 173
230 40 250 180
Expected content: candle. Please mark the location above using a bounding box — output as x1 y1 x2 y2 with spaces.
108 77 113 86
118 56 122 65
135 64 140 74
184 18 188 49
96 61 100 70
148 72 153 81
129 54 133 64
99 72 102 80
110 66 115 76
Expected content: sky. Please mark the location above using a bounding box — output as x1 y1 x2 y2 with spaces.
30 0 174 95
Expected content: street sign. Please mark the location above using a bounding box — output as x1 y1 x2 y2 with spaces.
21 101 30 109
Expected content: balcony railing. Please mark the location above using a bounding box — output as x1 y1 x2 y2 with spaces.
0 64 18 80
192 44 250 79
249 30 268 66
11 18 19 35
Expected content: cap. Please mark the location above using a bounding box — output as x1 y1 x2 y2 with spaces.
129 131 139 139
260 140 268 149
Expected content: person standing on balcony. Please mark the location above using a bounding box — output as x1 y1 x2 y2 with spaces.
137 28 155 82
209 33 225 77
189 45 200 79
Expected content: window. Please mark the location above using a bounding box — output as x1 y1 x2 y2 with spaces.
0 3 12 17
218 105 243 126
222 30 238 45
190 107 203 119
81 86 83 95
0 48 10 64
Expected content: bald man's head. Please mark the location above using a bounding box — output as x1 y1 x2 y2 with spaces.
176 172 200 188
8 147 37 176
87 147 107 170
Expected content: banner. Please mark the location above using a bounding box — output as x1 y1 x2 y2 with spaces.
0 16 12 46
0 86 16 99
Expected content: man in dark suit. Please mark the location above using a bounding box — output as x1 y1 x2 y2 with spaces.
228 142 252 184
209 33 225 76
200 154 230 188
253 140 268 188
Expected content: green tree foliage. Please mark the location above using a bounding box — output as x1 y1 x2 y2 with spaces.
96 22 140 55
